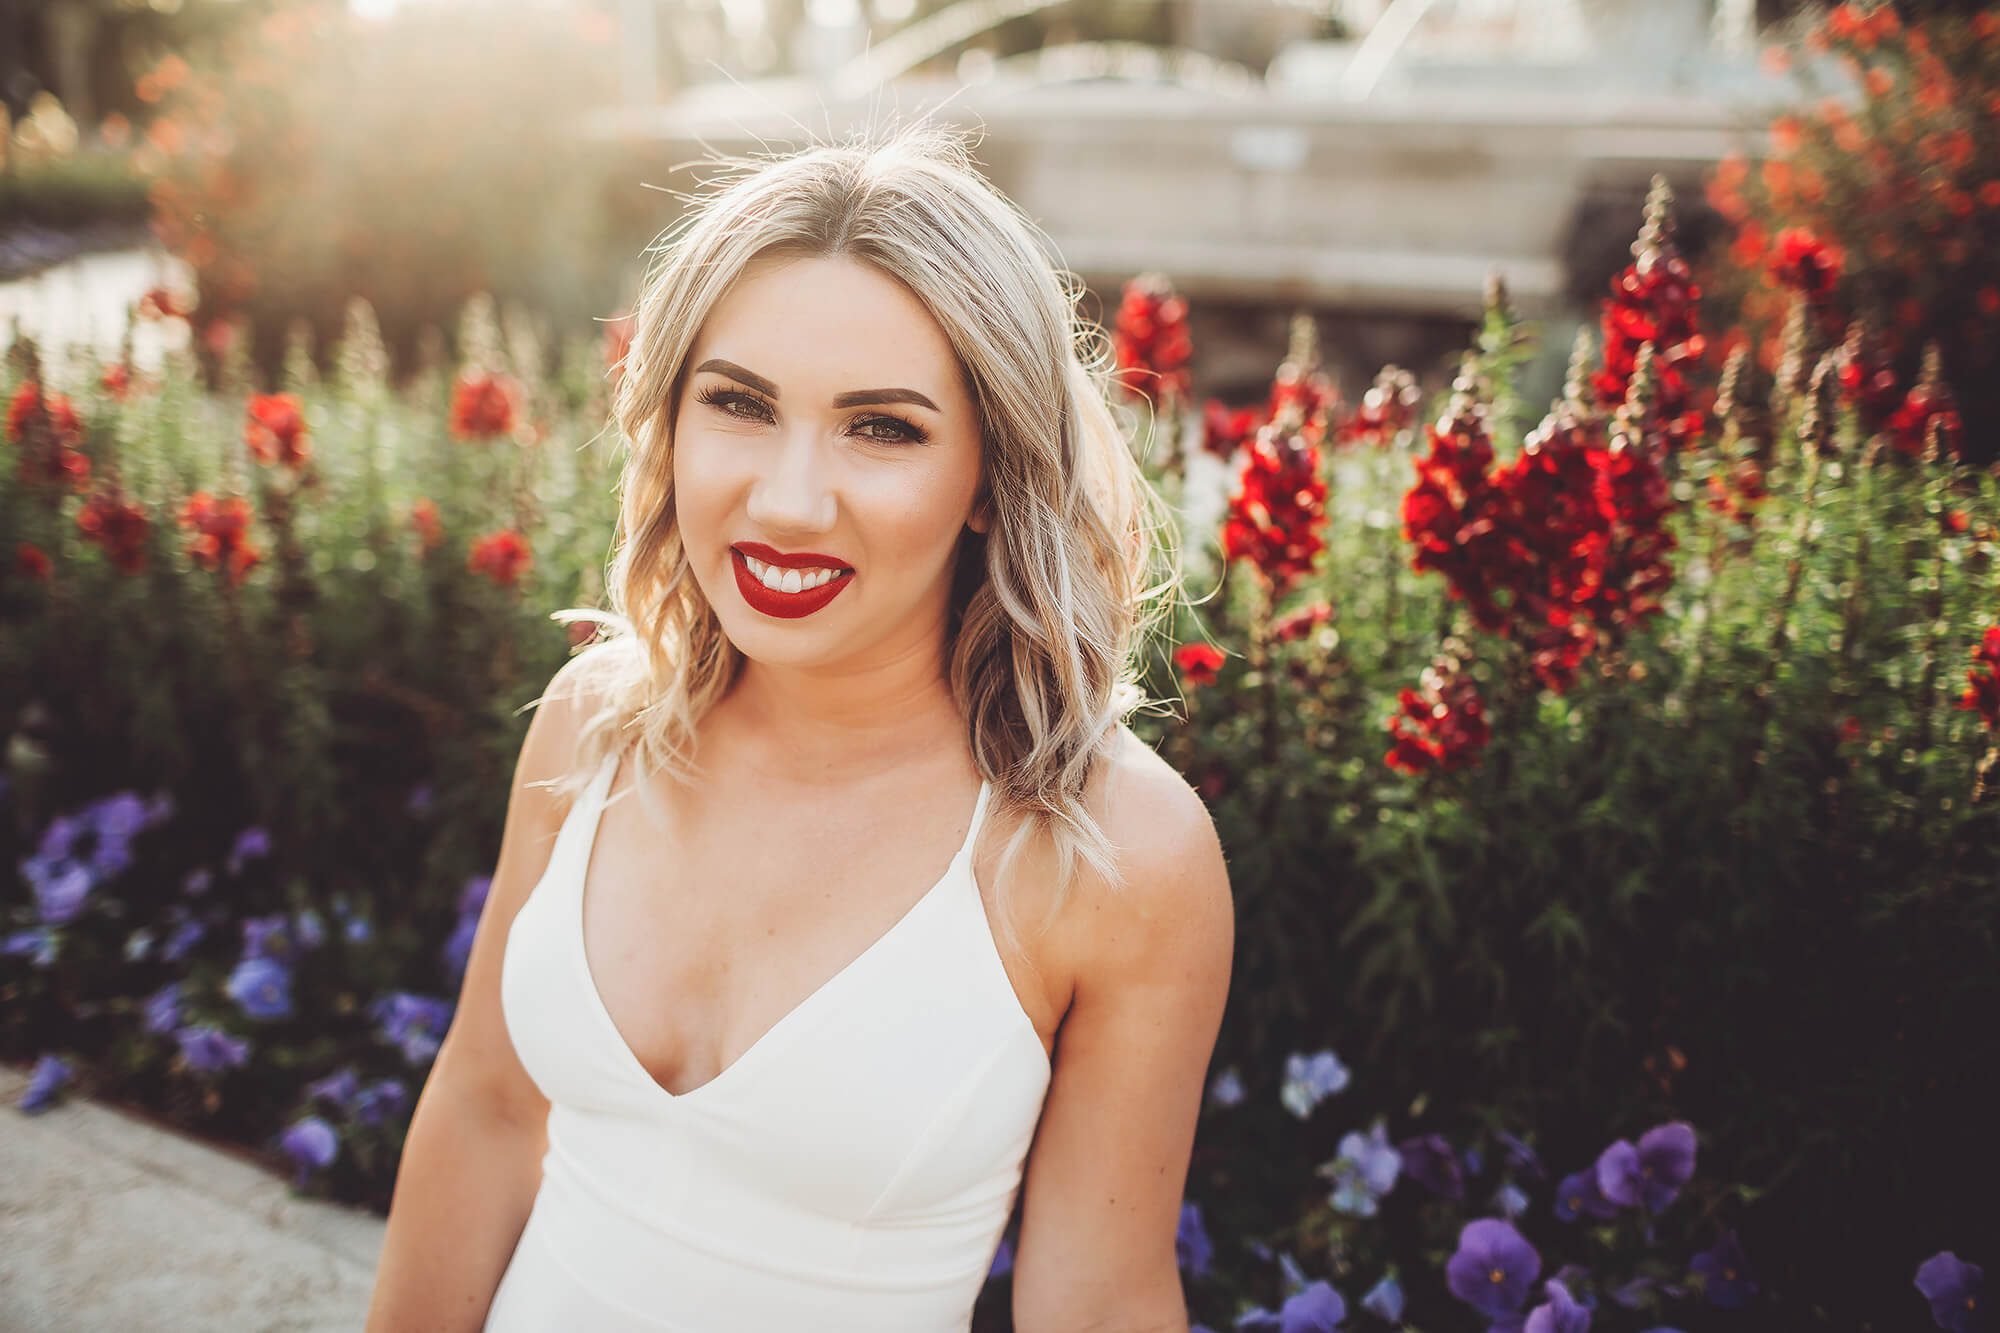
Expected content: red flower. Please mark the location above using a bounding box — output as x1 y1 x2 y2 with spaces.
1767 227 1843 304
6 381 91 491
410 497 444 553
1111 274 1193 408
1957 626 2000 731
1173 642 1225 688
1335 366 1422 448
1202 399 1264 460
100 363 133 400
1271 599 1334 644
1385 649 1490 775
243 393 311 469
1591 180 1707 453
468 528 532 588
178 491 262 587
450 369 524 440
1222 416 1328 593
12 542 52 581
75 490 151 574
1885 344 1962 459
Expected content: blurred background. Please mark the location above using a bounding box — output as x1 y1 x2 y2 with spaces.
0 0 1896 411
5 2 2000 1330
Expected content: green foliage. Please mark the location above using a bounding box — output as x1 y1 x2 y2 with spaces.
1135 293 2000 1324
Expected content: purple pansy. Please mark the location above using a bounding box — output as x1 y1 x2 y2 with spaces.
19 1054 72 1114
1554 1166 1621 1222
1446 1218 1541 1319
225 826 272 875
1323 1120 1401 1218
371 991 454 1066
1524 1278 1592 1333
175 1024 252 1073
1596 1121 1695 1215
30 860 92 925
1497 1129 1548 1181
161 913 206 962
1208 1066 1245 1107
142 982 184 1036
1234 1280 1347 1332
306 1066 362 1112
1177 1200 1213 1276
1913 1251 1982 1331
1361 1274 1405 1321
2 926 58 967
1280 1049 1349 1120
1689 1229 1758 1308
1399 1132 1466 1201
226 956 294 1021
354 1078 411 1128
280 1115 339 1187
1493 1182 1531 1220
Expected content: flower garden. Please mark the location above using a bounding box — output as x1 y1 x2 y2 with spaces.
5 2 2000 1329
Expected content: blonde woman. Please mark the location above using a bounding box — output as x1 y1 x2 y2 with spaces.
367 123 1234 1333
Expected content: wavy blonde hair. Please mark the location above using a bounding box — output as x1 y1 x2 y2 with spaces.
540 121 1183 957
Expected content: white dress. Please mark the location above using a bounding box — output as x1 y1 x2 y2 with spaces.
485 749 1053 1331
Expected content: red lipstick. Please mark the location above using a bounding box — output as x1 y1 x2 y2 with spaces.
730 542 856 620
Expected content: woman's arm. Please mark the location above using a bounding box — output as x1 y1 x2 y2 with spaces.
1008 749 1236 1333
365 654 600 1331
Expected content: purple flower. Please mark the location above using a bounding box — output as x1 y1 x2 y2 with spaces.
1361 1274 1405 1321
1497 1129 1548 1181
280 1115 339 1186
182 867 213 897
2 926 58 967
442 915 478 983
30 860 92 925
1234 1280 1348 1332
1493 1182 1531 1219
1398 1132 1466 1201
175 1024 251 1073
354 1078 410 1128
241 913 300 962
142 982 184 1036
1554 1167 1620 1222
1689 1230 1757 1309
161 914 206 962
1177 1200 1213 1276
305 1066 362 1112
123 927 156 962
1208 1066 1245 1107
226 956 294 1022
19 1054 72 1114
1596 1122 1696 1214
988 1234 1014 1278
225 826 271 875
1524 1278 1592 1333
292 909 325 950
1609 1275 1658 1309
1914 1251 1983 1331
371 991 454 1066
1446 1218 1541 1319
1462 1144 1485 1177
1280 1049 1349 1120
1324 1121 1401 1217
458 875 492 918
90 791 158 843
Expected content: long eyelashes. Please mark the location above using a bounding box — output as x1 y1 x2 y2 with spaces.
693 384 931 446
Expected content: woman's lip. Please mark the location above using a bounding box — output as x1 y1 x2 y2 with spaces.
731 547 855 619
732 541 855 571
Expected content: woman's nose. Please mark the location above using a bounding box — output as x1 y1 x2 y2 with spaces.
745 427 837 532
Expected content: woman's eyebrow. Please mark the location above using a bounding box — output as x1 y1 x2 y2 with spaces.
693 358 939 412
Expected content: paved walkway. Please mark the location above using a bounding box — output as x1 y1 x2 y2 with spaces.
0 1061 385 1331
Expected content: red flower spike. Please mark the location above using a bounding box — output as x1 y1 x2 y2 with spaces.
1336 365 1422 449
178 491 262 587
468 528 532 587
243 393 311 469
450 369 524 440
75 490 151 574
1385 648 1491 775
6 381 91 492
1173 642 1226 688
1591 177 1707 453
1111 273 1194 409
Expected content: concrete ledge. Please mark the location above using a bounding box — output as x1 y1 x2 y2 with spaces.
0 1061 384 1332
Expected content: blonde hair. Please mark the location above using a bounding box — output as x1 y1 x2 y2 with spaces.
542 121 1182 957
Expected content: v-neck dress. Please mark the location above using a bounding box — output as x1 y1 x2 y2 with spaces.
484 747 1054 1331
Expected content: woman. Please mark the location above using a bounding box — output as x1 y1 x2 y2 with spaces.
367 123 1235 1332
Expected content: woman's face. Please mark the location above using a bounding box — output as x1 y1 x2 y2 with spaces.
672 252 989 672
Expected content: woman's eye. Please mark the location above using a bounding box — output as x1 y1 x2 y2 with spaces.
698 386 772 422
857 415 927 445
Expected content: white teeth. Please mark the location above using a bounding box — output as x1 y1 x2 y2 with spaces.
741 553 847 593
